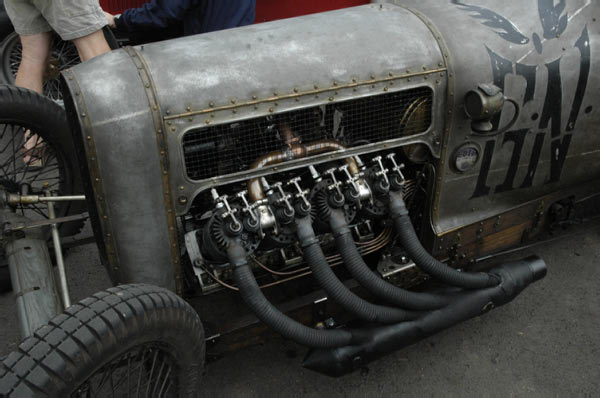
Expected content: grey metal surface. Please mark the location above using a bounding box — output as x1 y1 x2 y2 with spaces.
62 53 176 290
61 4 446 289
7 195 87 204
47 197 70 308
2 213 89 232
64 4 446 213
155 4 446 215
3 211 63 339
391 0 600 234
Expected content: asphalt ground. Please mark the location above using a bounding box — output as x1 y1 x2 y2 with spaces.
1 220 599 397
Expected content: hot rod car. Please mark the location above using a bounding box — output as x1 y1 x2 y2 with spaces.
0 0 599 396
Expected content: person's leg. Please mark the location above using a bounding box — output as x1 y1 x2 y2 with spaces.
4 0 52 93
38 0 111 62
71 29 110 62
14 32 52 94
14 32 52 166
5 1 53 167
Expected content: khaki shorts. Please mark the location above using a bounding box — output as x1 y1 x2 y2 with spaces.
4 0 107 40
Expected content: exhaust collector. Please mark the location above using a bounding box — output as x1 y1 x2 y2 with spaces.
303 256 547 376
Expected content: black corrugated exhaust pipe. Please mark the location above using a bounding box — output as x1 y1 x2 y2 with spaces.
328 208 456 311
389 190 499 289
302 256 547 377
295 215 419 324
229 242 354 348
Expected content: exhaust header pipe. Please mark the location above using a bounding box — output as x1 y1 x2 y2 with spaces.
225 166 546 377
302 256 547 377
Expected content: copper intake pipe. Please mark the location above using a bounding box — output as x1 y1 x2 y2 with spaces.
247 139 360 202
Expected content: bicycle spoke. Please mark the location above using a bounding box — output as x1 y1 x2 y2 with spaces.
151 357 168 397
127 355 132 398
134 349 148 398
69 345 177 398
94 354 123 394
29 204 49 219
0 124 9 141
162 381 173 397
157 366 172 398
11 125 17 179
0 125 24 162
0 97 74 226
144 350 160 397
22 165 60 185
104 355 137 396
109 369 115 398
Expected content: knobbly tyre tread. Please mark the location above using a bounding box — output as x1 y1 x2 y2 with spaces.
0 284 205 397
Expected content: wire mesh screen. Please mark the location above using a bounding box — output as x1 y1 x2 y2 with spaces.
182 87 433 181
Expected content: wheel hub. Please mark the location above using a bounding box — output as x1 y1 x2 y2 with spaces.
44 57 61 81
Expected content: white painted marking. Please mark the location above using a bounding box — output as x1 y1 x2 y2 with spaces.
91 109 149 128
516 0 591 64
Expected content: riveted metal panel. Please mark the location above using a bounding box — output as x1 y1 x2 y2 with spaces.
62 49 177 291
63 3 448 224
391 0 600 235
123 46 183 294
138 4 446 214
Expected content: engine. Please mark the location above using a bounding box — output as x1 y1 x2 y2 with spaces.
61 3 450 292
185 153 427 294
180 92 432 293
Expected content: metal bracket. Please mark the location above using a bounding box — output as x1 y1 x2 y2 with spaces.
254 202 277 235
287 177 311 211
6 194 86 206
387 153 406 184
211 188 241 230
184 230 208 289
271 182 294 213
3 193 88 232
339 165 361 195
325 168 343 198
236 190 258 223
372 155 390 186
45 191 71 308
376 254 416 279
3 212 89 233
339 164 372 203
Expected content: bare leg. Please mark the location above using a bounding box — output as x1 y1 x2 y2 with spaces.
13 33 52 165
71 29 111 62
16 30 110 166
14 32 52 94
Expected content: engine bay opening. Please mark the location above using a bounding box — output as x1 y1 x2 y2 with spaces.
181 147 431 295
182 86 433 182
